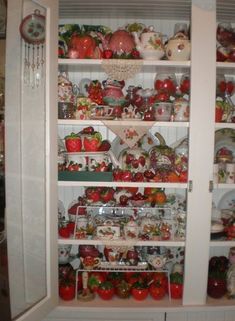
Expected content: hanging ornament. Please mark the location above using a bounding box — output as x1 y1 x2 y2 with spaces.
19 9 45 88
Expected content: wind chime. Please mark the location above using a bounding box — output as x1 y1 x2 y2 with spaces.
19 9 45 88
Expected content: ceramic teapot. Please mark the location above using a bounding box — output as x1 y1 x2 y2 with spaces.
132 26 165 60
102 79 127 107
147 254 168 269
165 32 191 61
119 145 150 173
149 132 175 171
97 29 135 54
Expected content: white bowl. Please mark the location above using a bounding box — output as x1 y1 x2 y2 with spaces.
140 49 165 60
66 153 87 171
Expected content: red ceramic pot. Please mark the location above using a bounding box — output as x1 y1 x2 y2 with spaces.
207 277 227 298
170 283 183 299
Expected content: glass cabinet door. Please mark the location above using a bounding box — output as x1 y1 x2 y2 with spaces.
5 0 58 320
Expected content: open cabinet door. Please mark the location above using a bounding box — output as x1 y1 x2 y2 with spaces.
5 0 58 320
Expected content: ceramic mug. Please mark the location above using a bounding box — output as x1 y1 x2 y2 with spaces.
226 163 235 184
173 98 190 121
66 153 87 171
154 102 173 121
81 256 101 269
87 153 110 172
90 105 113 119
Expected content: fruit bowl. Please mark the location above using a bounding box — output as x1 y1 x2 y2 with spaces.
154 73 177 95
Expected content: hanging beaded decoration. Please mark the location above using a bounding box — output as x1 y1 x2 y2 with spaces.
19 9 45 88
101 59 143 81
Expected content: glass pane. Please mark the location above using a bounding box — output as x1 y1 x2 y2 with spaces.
6 1 47 318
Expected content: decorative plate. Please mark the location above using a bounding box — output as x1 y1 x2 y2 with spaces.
19 9 45 44
215 128 235 159
218 190 235 210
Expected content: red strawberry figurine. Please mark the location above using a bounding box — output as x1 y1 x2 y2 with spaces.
113 168 123 181
121 170 133 182
86 187 101 203
98 140 111 151
101 187 115 203
83 131 102 152
65 133 82 152
126 153 134 165
131 49 141 59
103 49 113 59
133 172 144 182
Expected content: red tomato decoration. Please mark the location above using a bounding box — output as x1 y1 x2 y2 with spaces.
170 283 183 299
207 277 227 298
180 77 190 94
131 286 149 301
154 76 176 95
152 272 168 292
88 272 106 292
149 282 166 300
127 273 144 286
97 281 115 300
58 225 70 238
59 282 76 301
155 92 170 102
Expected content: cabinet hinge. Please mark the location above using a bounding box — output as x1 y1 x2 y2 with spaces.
188 180 193 192
209 180 213 192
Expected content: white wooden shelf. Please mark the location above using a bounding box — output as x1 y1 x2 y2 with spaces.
58 58 191 68
59 296 182 309
215 123 235 129
210 240 235 247
58 238 185 247
58 119 190 127
214 183 235 189
58 181 188 188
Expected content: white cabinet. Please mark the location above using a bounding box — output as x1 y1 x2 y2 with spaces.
4 0 235 320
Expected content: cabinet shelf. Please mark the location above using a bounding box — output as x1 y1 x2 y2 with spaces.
210 240 235 247
58 181 188 188
58 58 190 70
215 123 235 129
58 119 190 127
216 61 235 73
214 183 235 189
59 296 183 309
58 238 185 247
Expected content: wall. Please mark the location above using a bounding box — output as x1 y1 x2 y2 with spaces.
0 39 5 77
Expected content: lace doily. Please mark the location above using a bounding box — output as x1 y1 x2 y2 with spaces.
101 59 143 81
